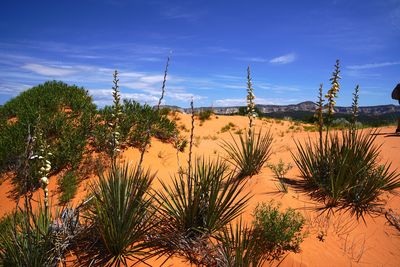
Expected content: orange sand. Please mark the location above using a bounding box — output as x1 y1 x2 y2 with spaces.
1 114 399 266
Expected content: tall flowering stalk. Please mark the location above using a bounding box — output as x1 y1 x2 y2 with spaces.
351 85 360 134
139 56 170 168
316 84 325 151
246 66 257 135
32 123 52 215
324 60 341 125
109 70 122 163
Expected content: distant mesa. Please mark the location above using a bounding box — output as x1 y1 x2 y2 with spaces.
160 101 400 116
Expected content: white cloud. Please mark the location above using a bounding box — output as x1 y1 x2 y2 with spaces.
269 53 296 64
346 61 400 70
22 63 77 76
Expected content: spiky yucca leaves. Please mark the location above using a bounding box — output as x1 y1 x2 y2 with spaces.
216 219 266 267
221 129 273 180
0 204 57 267
153 158 250 264
81 164 155 266
292 129 400 218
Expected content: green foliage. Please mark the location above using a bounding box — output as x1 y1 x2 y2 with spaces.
252 201 305 262
81 163 155 266
267 159 293 193
216 202 305 266
221 122 236 133
58 171 78 204
0 81 96 174
221 129 273 180
197 109 213 122
0 205 55 267
93 100 177 152
293 129 400 217
153 158 250 262
217 219 267 267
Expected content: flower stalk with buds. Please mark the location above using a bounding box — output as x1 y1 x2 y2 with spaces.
246 66 257 135
324 59 341 122
109 70 122 162
32 124 52 215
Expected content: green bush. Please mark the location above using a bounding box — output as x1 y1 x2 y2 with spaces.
197 109 213 122
251 201 305 262
93 100 177 152
216 202 305 266
221 129 273 180
58 171 78 204
0 81 96 174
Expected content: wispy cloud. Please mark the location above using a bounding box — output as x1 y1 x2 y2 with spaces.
237 57 269 63
269 53 296 64
21 63 77 77
347 61 400 70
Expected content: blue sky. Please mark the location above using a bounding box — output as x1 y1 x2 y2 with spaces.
0 0 399 108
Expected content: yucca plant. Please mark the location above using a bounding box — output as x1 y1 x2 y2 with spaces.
293 126 400 217
293 60 400 218
0 203 57 267
221 129 273 180
216 219 266 267
79 163 155 266
153 157 251 264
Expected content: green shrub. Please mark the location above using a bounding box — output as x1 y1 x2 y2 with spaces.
221 122 236 133
267 159 293 193
216 202 305 266
93 100 177 152
58 171 78 204
197 109 213 122
252 201 305 262
221 129 273 180
0 81 96 174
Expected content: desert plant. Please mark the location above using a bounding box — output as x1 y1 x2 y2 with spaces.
293 62 400 217
267 159 293 193
221 129 273 180
153 157 251 263
0 203 56 267
221 122 236 133
197 109 213 122
293 129 400 217
0 81 96 174
216 219 267 267
58 171 78 204
79 163 155 266
252 201 305 262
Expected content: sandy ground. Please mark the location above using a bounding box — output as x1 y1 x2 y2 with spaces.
1 113 399 266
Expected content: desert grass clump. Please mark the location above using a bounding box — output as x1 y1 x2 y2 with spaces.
292 60 400 218
79 163 155 266
153 157 251 264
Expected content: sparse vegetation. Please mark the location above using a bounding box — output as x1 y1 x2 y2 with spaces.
58 171 78 204
268 159 293 193
292 60 400 218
